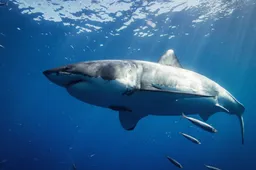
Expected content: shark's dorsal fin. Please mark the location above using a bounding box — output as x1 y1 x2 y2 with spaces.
118 111 147 131
158 49 182 68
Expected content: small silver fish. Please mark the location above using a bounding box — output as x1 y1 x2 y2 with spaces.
182 113 217 133
72 163 77 170
166 155 183 168
205 164 221 170
0 159 7 164
0 44 4 49
90 153 95 157
179 132 201 144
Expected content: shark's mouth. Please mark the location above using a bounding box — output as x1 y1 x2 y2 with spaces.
66 79 85 88
56 71 86 88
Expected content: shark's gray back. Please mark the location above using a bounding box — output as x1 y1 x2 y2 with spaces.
75 59 220 97
136 60 220 97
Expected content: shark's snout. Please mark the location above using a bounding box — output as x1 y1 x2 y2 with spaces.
43 65 83 88
43 65 73 75
43 69 56 77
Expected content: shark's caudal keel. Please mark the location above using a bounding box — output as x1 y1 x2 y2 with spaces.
43 49 245 144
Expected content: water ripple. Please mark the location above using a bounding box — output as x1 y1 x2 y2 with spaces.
12 0 254 36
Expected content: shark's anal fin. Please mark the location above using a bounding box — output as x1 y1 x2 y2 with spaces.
119 111 147 131
158 49 182 68
199 103 230 122
199 113 213 122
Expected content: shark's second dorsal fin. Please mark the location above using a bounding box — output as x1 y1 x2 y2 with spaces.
158 49 182 68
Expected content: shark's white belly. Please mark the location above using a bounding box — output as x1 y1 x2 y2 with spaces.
66 78 218 116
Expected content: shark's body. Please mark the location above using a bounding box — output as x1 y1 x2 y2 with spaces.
43 49 245 144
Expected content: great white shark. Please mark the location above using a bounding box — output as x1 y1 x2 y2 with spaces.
43 49 245 144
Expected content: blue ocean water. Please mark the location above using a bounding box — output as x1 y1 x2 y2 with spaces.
0 0 256 170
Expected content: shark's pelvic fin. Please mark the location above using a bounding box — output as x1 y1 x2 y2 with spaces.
119 111 147 131
158 49 182 68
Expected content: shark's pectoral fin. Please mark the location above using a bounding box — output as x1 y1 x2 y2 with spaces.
119 111 147 131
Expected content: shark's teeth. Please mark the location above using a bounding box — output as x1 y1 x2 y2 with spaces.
59 71 71 75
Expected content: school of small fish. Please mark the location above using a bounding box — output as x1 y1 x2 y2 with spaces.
166 113 221 169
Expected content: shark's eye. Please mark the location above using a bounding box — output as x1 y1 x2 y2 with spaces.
63 66 72 71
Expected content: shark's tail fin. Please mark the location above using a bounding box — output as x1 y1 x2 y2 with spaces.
238 115 244 145
236 103 245 145
227 92 245 145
